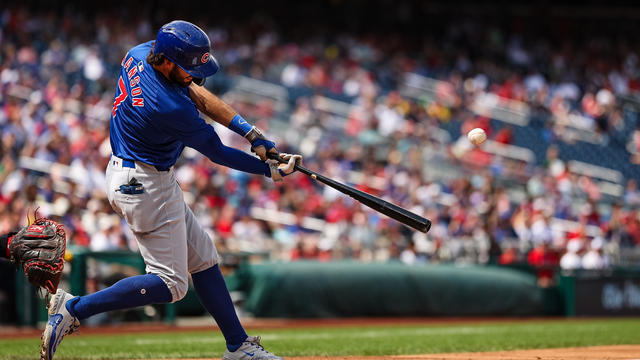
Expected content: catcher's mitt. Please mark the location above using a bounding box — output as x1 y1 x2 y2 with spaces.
8 217 66 294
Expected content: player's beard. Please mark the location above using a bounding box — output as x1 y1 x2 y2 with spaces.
169 66 192 87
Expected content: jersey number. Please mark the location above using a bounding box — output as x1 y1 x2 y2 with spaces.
112 76 128 117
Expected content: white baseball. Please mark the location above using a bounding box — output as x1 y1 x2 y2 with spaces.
467 128 487 146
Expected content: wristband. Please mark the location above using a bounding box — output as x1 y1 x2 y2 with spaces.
228 114 253 137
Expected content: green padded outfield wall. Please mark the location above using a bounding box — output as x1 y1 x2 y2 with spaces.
235 261 543 318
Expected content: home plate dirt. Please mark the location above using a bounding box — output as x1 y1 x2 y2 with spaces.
289 345 640 360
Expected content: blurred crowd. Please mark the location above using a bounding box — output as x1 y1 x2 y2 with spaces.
2 4 640 285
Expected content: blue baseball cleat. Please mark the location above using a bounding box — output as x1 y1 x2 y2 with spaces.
223 336 283 360
41 289 80 360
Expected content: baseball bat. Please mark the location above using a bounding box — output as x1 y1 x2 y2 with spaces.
269 154 431 233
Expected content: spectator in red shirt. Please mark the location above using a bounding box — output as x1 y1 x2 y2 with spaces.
494 126 514 145
527 240 560 287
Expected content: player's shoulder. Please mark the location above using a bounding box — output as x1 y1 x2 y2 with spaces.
157 86 197 117
146 78 196 118
126 41 154 62
119 41 196 116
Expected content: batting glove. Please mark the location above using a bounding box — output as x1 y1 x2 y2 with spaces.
248 130 278 162
267 153 302 182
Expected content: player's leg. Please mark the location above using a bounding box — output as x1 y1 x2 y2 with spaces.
64 184 188 317
184 203 282 359
41 273 172 360
67 162 185 319
183 202 248 347
65 273 172 319
42 162 188 360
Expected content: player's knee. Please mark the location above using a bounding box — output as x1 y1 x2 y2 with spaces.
187 244 219 274
160 273 189 303
189 257 218 274
172 277 189 302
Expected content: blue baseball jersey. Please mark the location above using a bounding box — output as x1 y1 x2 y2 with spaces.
110 41 270 176
110 41 217 169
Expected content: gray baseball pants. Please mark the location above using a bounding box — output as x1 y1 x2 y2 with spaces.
106 155 219 302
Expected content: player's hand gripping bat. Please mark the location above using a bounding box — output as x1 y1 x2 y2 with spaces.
268 153 431 233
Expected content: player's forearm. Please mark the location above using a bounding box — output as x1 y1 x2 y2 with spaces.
206 144 271 177
188 83 278 161
188 126 271 177
188 83 236 127
189 84 263 139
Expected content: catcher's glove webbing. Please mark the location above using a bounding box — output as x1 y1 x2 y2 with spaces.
9 217 66 294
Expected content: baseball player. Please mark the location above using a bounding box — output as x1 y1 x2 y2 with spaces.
41 20 299 360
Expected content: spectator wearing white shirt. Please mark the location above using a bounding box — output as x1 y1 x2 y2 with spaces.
560 239 582 270
582 237 608 270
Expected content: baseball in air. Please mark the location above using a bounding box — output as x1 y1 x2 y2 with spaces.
467 128 487 146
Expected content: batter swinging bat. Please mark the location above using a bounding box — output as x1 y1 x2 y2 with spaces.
269 154 431 233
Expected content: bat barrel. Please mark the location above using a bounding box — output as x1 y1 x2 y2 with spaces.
269 154 431 233
305 166 430 232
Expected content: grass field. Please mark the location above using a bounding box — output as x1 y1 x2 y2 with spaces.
2 318 640 359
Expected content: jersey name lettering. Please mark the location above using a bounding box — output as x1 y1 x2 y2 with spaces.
123 56 134 70
115 55 145 111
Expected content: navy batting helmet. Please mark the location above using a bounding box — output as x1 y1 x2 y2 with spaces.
153 20 219 80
